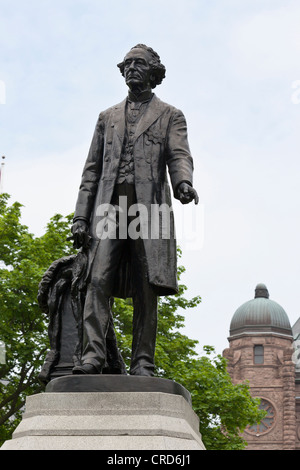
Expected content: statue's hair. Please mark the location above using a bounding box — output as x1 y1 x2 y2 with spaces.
117 44 166 88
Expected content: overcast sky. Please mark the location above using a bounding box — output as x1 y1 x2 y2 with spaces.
1 0 300 355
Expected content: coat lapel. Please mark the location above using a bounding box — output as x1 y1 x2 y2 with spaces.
133 94 164 143
111 94 165 145
112 99 126 143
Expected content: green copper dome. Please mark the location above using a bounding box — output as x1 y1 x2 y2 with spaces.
229 284 292 338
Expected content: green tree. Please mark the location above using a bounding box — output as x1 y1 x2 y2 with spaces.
0 194 264 449
0 194 75 444
167 346 264 450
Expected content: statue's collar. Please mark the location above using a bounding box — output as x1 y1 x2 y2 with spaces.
127 89 153 103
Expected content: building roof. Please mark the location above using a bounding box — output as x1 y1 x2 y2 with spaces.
229 283 293 339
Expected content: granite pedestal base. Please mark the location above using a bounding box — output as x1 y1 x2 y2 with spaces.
1 376 205 450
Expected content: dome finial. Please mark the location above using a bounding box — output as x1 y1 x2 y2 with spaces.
255 283 269 299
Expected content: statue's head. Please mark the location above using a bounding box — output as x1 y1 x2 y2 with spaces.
117 44 166 91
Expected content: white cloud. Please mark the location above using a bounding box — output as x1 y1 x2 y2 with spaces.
229 3 300 79
4 144 87 235
1 1 300 355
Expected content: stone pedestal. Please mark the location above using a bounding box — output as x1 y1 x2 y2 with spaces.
1 376 205 450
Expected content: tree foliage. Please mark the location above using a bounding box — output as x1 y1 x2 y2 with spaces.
0 194 75 444
0 194 264 449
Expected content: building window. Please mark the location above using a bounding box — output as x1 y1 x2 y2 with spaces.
246 399 276 436
254 345 264 364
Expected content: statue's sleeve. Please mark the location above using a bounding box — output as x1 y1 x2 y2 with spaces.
73 113 104 222
166 109 194 199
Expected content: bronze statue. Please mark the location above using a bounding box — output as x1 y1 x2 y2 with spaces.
39 44 198 382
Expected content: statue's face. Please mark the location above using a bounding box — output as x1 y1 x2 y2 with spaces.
123 48 153 91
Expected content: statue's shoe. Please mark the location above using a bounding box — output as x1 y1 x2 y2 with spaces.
72 363 100 374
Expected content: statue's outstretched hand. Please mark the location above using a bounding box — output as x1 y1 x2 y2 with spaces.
69 220 91 249
177 182 199 205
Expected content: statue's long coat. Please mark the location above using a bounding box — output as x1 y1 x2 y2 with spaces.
74 94 194 298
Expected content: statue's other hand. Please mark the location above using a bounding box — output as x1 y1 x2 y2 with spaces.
70 220 90 249
177 182 199 205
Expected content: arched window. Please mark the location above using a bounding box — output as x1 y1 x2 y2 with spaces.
246 398 276 435
254 345 264 364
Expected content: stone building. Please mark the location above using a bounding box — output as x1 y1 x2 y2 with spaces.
223 283 300 450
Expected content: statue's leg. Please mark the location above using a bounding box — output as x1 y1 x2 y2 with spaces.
73 238 125 374
129 237 158 376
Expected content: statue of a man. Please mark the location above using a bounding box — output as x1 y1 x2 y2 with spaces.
71 44 198 376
